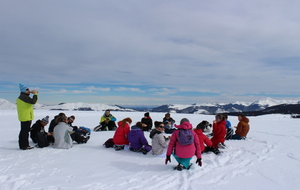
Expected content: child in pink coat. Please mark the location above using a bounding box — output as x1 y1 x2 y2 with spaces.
165 118 202 171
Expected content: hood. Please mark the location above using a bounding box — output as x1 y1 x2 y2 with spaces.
174 121 193 130
149 129 161 138
219 120 226 125
131 125 141 130
241 117 249 123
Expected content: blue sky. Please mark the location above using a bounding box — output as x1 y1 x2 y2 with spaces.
1 0 300 105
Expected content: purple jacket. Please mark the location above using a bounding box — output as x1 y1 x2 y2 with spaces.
128 125 151 150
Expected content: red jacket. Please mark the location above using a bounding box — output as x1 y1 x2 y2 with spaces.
166 122 201 159
211 120 226 148
113 121 130 145
194 129 213 152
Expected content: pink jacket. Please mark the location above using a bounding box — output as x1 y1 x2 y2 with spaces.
166 122 202 159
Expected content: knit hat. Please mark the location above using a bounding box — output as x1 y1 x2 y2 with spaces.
180 118 189 124
41 116 49 124
19 83 28 93
144 112 150 117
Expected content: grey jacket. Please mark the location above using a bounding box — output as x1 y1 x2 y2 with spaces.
151 131 169 156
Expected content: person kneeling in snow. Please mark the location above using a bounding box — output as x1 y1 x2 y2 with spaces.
165 118 202 171
53 115 74 149
128 122 152 155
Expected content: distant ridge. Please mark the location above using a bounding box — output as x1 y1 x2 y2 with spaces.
1 98 299 115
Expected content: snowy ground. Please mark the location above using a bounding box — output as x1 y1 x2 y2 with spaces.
0 110 299 190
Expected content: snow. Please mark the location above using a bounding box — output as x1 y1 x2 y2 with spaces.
251 97 299 107
1 110 300 190
0 98 16 110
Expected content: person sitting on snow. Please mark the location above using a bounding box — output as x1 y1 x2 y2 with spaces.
53 115 74 149
113 117 132 151
141 112 153 131
163 113 176 134
150 121 170 156
128 122 152 155
30 115 54 146
99 110 117 131
194 121 220 155
230 113 250 140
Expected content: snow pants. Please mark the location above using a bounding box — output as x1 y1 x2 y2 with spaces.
19 121 32 149
173 154 192 169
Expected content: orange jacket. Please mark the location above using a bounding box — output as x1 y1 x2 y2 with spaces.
235 117 250 137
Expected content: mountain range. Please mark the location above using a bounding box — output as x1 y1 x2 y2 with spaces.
1 97 299 115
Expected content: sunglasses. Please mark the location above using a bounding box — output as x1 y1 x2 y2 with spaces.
159 125 164 128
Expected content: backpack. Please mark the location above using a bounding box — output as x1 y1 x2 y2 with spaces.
37 132 50 148
177 129 194 145
77 127 91 135
103 138 114 148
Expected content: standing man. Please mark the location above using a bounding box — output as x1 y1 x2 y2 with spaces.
16 83 38 150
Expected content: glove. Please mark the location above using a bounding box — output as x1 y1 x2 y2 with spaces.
196 158 202 167
165 155 171 165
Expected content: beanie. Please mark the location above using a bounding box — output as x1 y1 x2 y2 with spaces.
180 118 189 124
144 112 150 117
19 83 27 93
41 116 49 124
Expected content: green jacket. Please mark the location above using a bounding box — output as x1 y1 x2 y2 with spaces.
16 92 38 122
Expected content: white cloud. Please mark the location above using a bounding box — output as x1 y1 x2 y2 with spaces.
1 0 300 104
114 87 145 93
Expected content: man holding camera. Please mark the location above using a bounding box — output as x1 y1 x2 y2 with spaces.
16 83 38 150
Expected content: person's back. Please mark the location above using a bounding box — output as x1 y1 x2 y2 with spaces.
30 120 44 143
128 126 145 149
166 118 202 170
235 114 250 138
113 119 131 146
53 118 73 149
194 128 212 152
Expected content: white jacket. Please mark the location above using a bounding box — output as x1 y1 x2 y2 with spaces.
151 133 169 156
53 122 73 149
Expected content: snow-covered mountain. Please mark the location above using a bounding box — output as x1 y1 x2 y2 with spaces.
0 99 15 110
1 97 299 114
0 99 134 112
151 98 300 114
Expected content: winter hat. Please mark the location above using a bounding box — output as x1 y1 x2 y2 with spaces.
144 112 150 117
180 118 189 124
19 83 28 93
41 116 49 124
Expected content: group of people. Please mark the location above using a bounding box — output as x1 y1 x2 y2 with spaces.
109 111 250 171
16 83 250 171
16 83 90 150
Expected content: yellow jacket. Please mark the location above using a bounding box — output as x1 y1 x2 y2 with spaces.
16 92 38 122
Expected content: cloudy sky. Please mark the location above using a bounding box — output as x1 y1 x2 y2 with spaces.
1 0 300 105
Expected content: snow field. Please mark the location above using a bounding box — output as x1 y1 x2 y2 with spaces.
0 110 299 190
